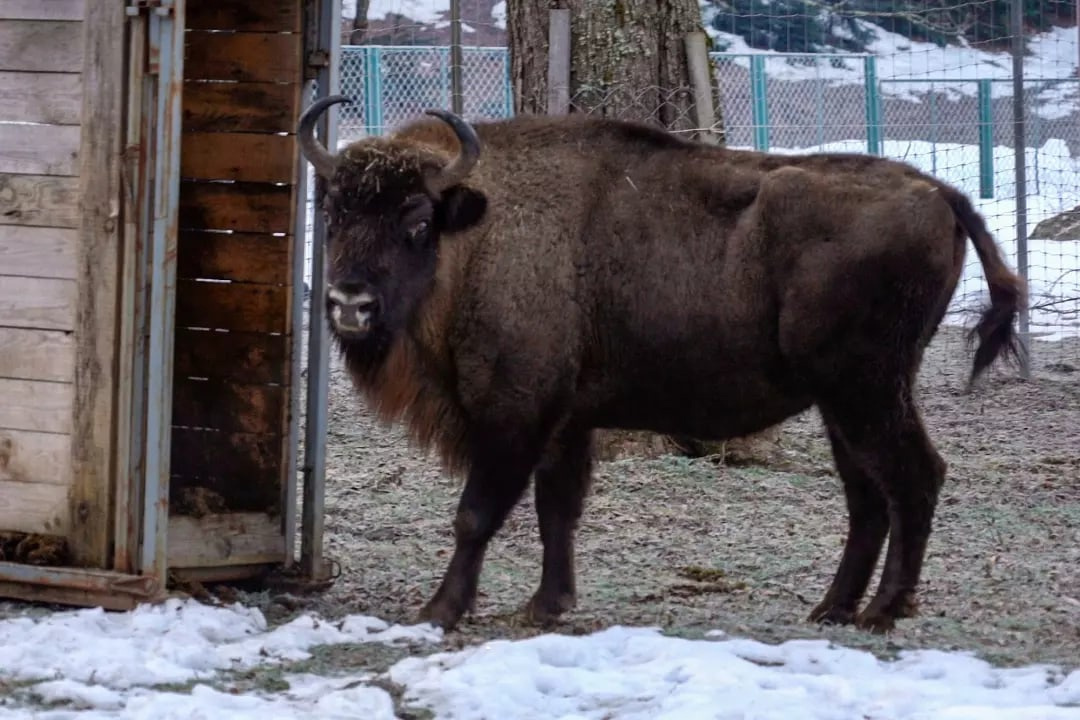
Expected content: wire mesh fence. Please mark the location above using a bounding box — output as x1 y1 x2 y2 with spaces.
337 45 511 140
319 4 1080 375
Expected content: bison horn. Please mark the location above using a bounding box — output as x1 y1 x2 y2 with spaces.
298 95 352 178
423 109 481 194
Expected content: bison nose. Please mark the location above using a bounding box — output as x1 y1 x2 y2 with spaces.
327 283 379 335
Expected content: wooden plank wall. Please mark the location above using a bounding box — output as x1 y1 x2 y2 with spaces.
0 0 85 540
172 0 303 518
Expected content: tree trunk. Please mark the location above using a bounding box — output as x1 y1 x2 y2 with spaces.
348 0 369 44
508 0 720 137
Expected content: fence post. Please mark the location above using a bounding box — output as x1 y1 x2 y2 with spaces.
362 46 383 135
1010 0 1031 378
863 56 881 155
547 9 571 114
750 55 769 151
685 32 719 144
450 0 464 113
503 48 513 117
977 79 994 199
440 46 451 109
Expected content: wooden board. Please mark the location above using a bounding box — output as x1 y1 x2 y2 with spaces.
0 226 77 279
69 0 125 568
182 82 300 134
0 479 68 535
181 133 296 184
170 428 283 512
0 378 73 434
0 20 83 73
172 380 285 435
0 276 76 331
0 327 74 382
0 123 80 176
168 512 285 568
186 0 300 32
174 281 289 333
171 428 282 479
177 232 292 284
185 32 301 84
0 174 80 228
0 0 84 21
0 428 71 485
174 329 288 384
0 71 81 125
179 182 294 234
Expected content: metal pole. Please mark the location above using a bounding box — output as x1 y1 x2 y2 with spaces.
450 0 464 113
1011 0 1031 378
140 0 185 579
301 0 341 581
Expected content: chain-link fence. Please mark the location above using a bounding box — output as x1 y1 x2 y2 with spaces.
337 45 511 141
324 22 1080 374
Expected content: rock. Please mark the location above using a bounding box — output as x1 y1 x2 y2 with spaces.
1030 206 1080 241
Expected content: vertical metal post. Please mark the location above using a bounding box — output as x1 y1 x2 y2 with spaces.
450 0 464 114
750 55 769 151
140 0 185 578
929 87 938 176
362 46 383 136
503 47 513 117
863 56 881 155
115 8 149 575
815 58 825 150
978 79 994 199
440 46 451 109
1011 0 1031 378
301 0 341 582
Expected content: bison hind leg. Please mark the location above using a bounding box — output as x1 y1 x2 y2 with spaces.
524 425 594 626
808 420 889 627
814 386 946 635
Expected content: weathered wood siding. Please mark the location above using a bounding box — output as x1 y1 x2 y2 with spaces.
168 0 302 558
0 0 85 538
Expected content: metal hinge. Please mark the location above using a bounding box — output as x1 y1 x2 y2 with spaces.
125 0 174 17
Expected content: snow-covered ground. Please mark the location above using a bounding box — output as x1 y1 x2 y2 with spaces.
708 21 1079 107
0 598 1078 718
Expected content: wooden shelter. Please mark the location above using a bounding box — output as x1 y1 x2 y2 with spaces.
0 0 342 608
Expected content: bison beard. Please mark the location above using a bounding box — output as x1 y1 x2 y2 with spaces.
299 96 1026 634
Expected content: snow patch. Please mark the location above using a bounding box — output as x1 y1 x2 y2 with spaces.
389 627 1080 719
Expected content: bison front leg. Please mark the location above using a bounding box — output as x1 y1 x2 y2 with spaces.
417 438 535 631
525 427 593 625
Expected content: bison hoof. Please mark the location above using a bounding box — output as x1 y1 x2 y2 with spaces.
807 603 856 626
854 591 919 634
417 598 467 631
524 590 576 626
854 608 896 634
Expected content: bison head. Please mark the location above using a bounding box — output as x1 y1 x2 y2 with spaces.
298 96 487 353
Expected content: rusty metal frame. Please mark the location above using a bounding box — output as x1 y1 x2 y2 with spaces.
298 0 341 583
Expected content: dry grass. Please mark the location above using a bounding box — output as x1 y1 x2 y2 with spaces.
279 325 1080 670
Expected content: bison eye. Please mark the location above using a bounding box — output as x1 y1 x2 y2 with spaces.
408 220 430 243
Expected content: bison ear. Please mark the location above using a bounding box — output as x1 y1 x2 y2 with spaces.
436 186 487 234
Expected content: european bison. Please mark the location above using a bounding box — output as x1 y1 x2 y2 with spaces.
298 96 1024 634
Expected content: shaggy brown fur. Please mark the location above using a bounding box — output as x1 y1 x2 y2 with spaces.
301 100 1025 636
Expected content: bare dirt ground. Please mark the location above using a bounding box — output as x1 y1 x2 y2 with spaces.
278 324 1080 672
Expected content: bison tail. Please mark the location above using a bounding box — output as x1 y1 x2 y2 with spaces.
943 187 1028 387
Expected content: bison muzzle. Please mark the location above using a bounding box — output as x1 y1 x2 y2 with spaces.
299 95 1025 635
